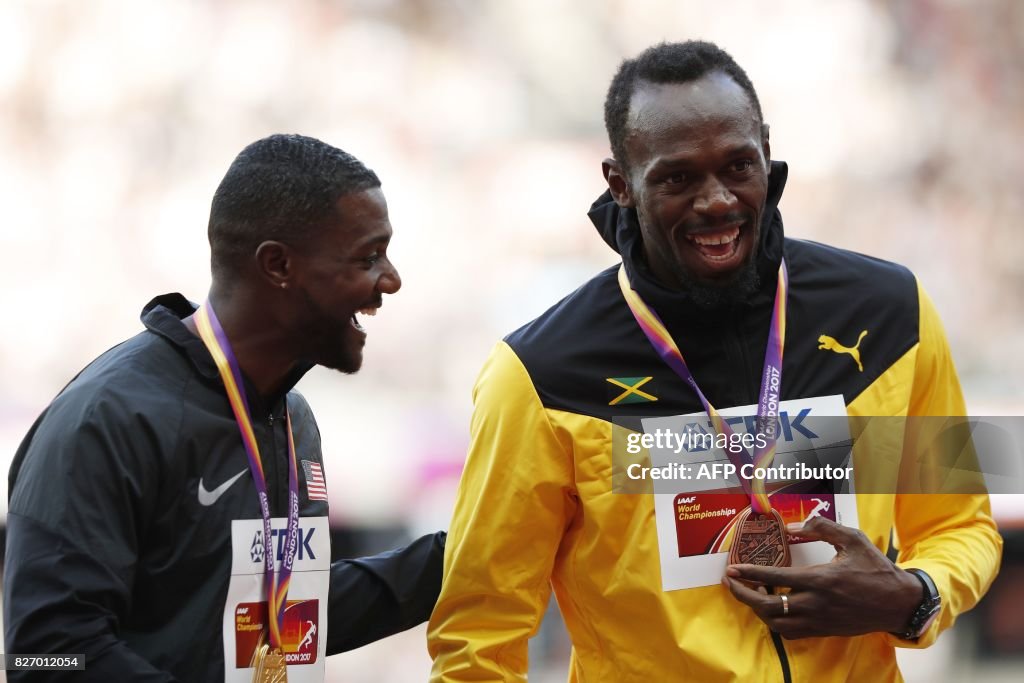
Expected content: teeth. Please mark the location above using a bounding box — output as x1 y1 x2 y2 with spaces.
357 307 378 316
686 227 740 246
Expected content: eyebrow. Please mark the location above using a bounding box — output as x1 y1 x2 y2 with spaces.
353 233 392 249
646 143 760 178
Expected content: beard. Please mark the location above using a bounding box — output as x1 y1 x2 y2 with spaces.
671 248 761 309
632 204 763 310
296 290 363 374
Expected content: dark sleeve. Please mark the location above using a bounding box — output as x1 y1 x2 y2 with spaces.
3 515 177 683
326 530 447 654
3 396 177 682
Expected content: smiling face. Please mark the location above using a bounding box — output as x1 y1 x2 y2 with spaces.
607 71 771 300
289 187 401 373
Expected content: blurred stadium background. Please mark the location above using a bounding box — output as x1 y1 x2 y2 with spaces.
0 0 1021 680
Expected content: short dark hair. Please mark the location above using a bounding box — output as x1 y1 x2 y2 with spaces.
604 41 764 167
208 134 380 277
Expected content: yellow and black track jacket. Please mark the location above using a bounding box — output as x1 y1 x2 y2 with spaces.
429 162 1001 682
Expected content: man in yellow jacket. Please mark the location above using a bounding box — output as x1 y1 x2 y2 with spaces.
428 41 1001 682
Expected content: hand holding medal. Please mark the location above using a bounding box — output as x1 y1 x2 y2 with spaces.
722 516 927 639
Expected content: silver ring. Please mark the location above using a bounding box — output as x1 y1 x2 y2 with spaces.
780 593 789 616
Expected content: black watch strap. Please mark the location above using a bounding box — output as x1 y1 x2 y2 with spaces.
897 568 942 640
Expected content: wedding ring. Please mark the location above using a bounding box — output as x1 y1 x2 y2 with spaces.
780 593 790 615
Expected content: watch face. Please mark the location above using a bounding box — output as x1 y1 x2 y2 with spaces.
914 606 941 638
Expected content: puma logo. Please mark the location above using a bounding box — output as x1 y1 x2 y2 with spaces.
818 330 868 372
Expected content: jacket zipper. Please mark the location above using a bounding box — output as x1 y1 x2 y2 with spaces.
770 628 792 683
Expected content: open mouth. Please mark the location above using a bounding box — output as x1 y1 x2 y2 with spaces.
350 305 379 333
684 225 742 262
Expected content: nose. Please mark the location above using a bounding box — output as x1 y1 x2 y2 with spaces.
378 259 401 295
692 176 738 217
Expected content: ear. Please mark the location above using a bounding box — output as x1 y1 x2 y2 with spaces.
602 158 635 208
254 240 294 290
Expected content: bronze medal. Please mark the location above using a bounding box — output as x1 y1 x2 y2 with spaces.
728 508 791 567
252 644 288 683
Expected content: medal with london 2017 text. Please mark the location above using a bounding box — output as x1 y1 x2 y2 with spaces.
195 302 301 682
617 260 791 568
727 508 791 567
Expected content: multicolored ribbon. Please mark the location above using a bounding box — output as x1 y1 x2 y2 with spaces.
195 302 300 653
617 260 789 514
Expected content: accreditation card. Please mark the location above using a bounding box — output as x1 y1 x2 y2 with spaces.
222 516 330 682
643 395 859 591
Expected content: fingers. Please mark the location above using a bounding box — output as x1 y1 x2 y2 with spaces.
725 563 820 590
722 577 811 634
786 516 865 548
721 575 777 614
723 577 824 639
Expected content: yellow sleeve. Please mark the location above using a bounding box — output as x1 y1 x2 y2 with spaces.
888 283 1002 648
428 341 577 681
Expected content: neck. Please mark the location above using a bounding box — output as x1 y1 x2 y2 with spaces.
188 283 299 400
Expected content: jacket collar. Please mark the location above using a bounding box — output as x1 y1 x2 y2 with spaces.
141 294 312 412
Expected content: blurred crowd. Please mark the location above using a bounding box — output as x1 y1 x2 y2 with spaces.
0 1 1021 680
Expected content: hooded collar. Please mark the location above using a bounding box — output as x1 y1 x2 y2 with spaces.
141 293 313 413
586 160 788 322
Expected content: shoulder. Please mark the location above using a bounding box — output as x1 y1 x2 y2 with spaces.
782 238 925 402
57 329 194 421
9 330 192 519
285 388 322 445
500 266 641 413
285 387 315 420
784 238 917 310
504 265 622 353
14 330 193 476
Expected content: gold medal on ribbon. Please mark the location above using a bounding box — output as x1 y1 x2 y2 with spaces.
252 644 288 683
727 507 791 568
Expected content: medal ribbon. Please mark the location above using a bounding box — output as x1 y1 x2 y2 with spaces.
616 260 788 514
195 302 300 652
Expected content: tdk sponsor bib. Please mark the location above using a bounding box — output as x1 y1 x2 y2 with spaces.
222 516 330 682
643 395 859 591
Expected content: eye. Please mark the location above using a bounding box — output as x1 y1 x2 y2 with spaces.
363 252 381 266
664 172 686 185
731 159 753 173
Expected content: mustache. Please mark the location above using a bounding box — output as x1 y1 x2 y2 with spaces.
679 211 752 234
359 298 383 310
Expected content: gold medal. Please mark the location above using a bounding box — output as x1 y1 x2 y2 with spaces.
252 644 288 683
728 508 791 567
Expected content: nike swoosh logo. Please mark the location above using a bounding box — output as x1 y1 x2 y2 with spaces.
197 469 248 506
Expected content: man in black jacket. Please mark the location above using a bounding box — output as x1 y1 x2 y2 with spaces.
5 134 445 681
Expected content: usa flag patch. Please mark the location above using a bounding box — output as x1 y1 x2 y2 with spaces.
301 460 328 501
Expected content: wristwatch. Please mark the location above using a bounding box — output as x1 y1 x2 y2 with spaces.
896 568 942 640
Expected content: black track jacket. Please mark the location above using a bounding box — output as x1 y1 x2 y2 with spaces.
5 295 444 681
